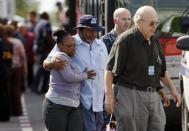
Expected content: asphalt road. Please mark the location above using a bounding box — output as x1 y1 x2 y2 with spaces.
0 78 182 131
0 89 46 131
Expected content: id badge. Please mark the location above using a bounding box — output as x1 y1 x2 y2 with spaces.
148 66 155 76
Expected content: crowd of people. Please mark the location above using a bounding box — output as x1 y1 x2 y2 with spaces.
0 10 54 121
0 5 182 131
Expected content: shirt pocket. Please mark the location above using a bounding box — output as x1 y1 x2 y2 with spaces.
93 48 107 70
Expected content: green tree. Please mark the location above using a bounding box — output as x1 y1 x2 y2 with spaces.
16 0 39 18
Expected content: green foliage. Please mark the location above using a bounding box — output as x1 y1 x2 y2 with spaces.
16 0 39 18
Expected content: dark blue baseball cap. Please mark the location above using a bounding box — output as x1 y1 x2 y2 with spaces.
75 15 104 32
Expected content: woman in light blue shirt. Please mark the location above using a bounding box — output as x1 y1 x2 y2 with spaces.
42 29 95 131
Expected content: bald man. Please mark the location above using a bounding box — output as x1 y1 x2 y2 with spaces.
104 6 181 131
100 8 131 53
100 8 131 130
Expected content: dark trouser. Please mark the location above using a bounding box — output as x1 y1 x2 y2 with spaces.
0 95 11 121
27 63 34 88
42 99 83 131
10 68 22 116
33 66 49 94
114 85 166 131
0 70 11 121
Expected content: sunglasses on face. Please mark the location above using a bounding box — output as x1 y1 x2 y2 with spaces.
140 19 159 27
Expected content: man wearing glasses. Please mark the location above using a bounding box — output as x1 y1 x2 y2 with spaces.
104 6 181 131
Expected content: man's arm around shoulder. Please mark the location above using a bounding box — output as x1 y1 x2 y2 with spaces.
43 57 67 71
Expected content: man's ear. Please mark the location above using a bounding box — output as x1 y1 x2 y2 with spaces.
113 18 117 24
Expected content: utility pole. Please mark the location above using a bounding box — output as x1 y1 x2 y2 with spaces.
105 0 115 34
68 0 76 34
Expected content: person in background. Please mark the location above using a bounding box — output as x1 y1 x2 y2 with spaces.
0 24 13 121
55 2 73 34
8 20 26 46
6 24 27 116
42 29 96 131
26 10 37 33
18 23 35 89
100 7 132 130
104 5 181 131
25 11 37 90
43 15 108 131
33 12 54 94
101 8 131 53
8 20 27 92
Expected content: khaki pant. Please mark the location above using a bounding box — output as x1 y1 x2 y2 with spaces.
114 85 166 131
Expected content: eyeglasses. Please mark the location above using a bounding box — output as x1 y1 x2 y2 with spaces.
140 19 159 27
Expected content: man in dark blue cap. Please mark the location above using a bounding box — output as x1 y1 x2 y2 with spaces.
43 14 108 131
74 15 104 43
76 15 103 31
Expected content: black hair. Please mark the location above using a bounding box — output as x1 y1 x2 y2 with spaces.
53 29 70 43
40 12 49 20
56 2 62 11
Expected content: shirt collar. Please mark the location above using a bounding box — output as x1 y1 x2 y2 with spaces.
134 27 155 43
110 30 117 37
74 34 101 46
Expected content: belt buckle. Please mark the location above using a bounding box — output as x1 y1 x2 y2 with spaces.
147 87 154 93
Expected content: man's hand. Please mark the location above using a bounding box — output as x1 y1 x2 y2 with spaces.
160 72 181 107
171 89 181 107
53 57 67 70
85 69 96 79
158 90 170 107
105 92 114 114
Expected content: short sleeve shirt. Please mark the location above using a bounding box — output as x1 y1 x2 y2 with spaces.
100 30 117 53
106 27 166 88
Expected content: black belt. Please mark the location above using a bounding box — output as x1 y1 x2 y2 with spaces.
118 83 157 92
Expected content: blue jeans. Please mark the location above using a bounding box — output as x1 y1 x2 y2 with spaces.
81 104 104 131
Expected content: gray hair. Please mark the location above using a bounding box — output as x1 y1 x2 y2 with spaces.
133 6 156 24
